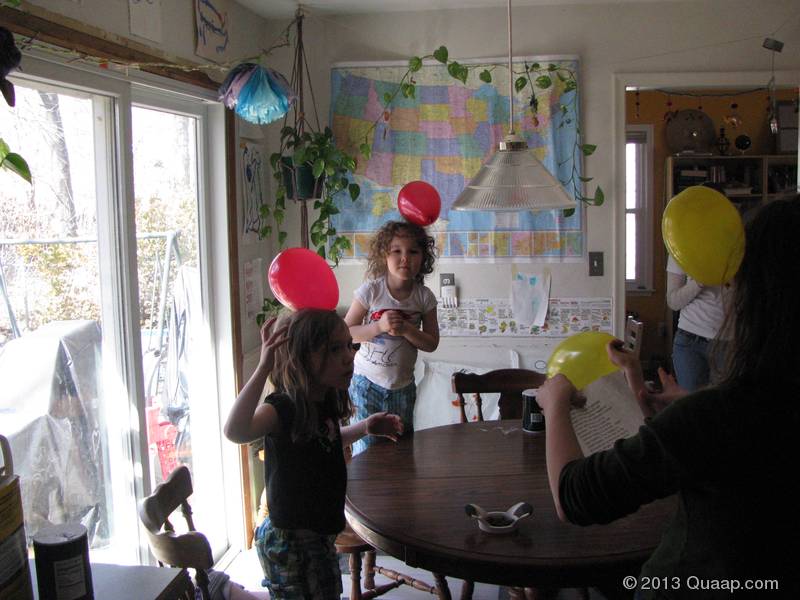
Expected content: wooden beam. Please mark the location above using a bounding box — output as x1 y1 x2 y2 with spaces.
0 5 219 90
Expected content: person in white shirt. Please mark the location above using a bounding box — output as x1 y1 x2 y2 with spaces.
666 255 729 391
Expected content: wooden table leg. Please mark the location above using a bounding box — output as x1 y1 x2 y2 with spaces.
348 552 363 600
433 572 452 600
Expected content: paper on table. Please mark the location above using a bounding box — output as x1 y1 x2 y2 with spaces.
570 370 644 455
510 271 550 326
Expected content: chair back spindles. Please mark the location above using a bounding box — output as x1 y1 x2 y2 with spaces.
452 369 545 422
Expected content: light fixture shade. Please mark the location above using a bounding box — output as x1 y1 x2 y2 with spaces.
452 135 575 211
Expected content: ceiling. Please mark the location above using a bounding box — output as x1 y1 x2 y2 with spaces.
234 0 693 20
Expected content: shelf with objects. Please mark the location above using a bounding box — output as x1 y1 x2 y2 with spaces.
666 153 798 216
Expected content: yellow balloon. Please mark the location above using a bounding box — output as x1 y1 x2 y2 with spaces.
662 186 744 286
546 331 619 390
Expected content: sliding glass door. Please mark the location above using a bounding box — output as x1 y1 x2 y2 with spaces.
0 59 232 563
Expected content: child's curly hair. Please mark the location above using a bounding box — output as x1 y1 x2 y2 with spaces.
366 221 436 284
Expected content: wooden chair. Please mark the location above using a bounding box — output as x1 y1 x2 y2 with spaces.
451 368 545 422
624 316 645 359
138 465 213 600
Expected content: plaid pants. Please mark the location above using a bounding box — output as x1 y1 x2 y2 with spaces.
349 374 415 455
254 517 342 600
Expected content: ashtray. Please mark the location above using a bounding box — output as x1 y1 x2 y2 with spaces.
464 502 533 534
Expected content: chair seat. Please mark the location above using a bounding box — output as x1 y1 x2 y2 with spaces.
335 524 373 554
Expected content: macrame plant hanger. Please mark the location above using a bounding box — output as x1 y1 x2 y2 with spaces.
284 7 321 249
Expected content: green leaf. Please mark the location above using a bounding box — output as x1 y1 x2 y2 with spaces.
447 62 467 84
433 46 449 64
535 75 552 89
269 152 282 169
581 144 597 156
562 208 576 218
383 91 392 104
312 158 325 179
0 138 9 161
409 56 423 72
260 225 272 238
514 77 527 93
359 143 372 160
529 62 540 71
278 231 287 246
259 205 271 217
349 183 361 201
2 153 31 183
317 246 327 260
578 176 594 183
547 63 557 72
564 80 577 93
593 186 605 206
292 148 307 165
274 209 285 225
479 70 492 83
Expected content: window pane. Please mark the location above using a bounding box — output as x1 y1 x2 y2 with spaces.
0 82 119 553
132 106 226 553
626 213 637 280
626 142 639 209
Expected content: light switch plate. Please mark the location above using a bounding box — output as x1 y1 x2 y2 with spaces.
589 252 603 276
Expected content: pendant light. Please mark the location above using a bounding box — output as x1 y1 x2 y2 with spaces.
452 0 574 212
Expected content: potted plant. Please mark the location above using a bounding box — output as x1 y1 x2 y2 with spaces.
264 125 360 258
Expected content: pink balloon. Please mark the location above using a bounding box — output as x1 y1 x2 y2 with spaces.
397 180 441 226
268 248 339 311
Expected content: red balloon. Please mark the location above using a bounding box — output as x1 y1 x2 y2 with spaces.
268 248 339 311
397 180 441 226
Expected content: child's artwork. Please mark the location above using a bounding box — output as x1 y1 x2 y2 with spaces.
240 140 266 242
194 0 230 63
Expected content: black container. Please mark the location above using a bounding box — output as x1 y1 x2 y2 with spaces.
33 523 93 600
521 388 545 433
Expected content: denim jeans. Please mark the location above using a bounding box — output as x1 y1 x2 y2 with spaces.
672 329 712 392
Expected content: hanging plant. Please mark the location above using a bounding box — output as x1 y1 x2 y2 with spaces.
264 125 360 262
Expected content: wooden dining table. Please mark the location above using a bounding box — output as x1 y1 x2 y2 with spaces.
345 420 677 595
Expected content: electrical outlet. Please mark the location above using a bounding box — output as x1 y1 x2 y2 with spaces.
589 252 603 276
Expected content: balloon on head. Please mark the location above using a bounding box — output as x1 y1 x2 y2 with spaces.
397 180 441 226
546 331 619 390
268 247 339 311
662 185 744 286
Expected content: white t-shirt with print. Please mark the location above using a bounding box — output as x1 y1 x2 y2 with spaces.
352 277 437 389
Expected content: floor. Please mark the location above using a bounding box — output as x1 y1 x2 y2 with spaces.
224 546 607 599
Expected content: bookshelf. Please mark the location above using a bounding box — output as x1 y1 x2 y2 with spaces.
666 154 798 214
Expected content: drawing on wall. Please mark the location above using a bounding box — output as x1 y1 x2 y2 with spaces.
129 0 162 43
240 140 266 241
329 56 584 261
194 0 230 63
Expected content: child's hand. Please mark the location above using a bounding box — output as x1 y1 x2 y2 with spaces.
379 310 406 335
377 310 396 333
365 411 404 441
536 374 577 414
258 318 288 372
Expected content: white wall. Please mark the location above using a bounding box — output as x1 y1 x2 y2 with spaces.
255 0 799 368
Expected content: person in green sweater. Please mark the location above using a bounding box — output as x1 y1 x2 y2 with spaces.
537 196 800 599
